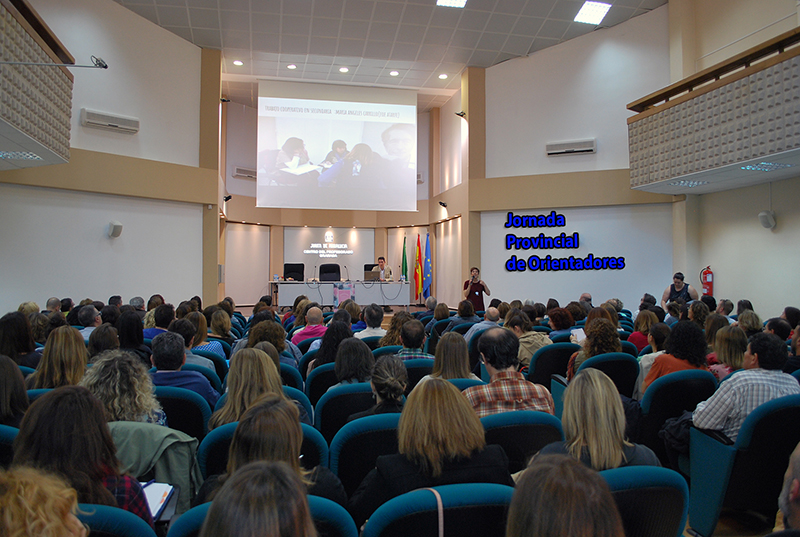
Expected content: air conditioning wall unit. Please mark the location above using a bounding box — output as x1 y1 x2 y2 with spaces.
233 166 257 179
546 138 596 156
80 108 139 134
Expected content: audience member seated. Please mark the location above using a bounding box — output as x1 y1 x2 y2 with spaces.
347 355 406 422
547 308 575 340
340 299 364 330
540 368 660 469
150 332 220 409
693 332 800 442
505 309 552 369
0 311 42 369
129 296 147 322
100 305 120 327
779 441 800 532
738 309 763 339
506 454 624 537
415 296 438 320
185 311 225 359
704 313 730 362
307 321 352 373
0 466 88 537
782 306 800 333
28 312 49 346
283 296 309 327
13 386 155 528
243 319 298 367
291 307 327 346
565 301 587 325
628 310 658 353
142 303 173 339
464 307 500 343
25 326 87 390
348 377 514 526
194 394 345 507
0 355 28 427
687 301 710 330
209 348 287 429
168 318 216 371
767 317 793 342
567 318 622 381
424 331 480 381
708 325 747 381
424 302 451 334
198 461 316 537
633 322 671 400
330 338 374 390
396 320 433 360
209 310 236 347
378 311 414 347
77 306 102 338
87 323 120 360
444 300 481 333
80 349 166 426
464 328 554 418
716 298 735 320
116 310 151 366
642 321 708 393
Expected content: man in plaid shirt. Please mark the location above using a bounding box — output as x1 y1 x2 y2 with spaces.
693 332 800 442
464 327 554 418
396 320 434 360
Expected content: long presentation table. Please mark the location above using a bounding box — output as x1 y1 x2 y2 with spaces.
271 281 411 308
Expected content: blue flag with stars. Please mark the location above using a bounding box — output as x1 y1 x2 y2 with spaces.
423 233 432 299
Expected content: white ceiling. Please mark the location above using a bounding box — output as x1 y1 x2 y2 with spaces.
114 0 666 110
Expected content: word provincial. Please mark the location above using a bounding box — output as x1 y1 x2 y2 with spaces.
503 211 625 273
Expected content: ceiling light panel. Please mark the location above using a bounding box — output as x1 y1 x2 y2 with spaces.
574 1 612 25
436 0 468 8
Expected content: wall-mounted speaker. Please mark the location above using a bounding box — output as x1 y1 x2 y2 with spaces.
108 221 123 238
758 210 776 229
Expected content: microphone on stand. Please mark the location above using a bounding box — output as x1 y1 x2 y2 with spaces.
312 265 317 282
344 265 350 281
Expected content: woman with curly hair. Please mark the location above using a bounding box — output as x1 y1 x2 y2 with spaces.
78 349 165 425
547 308 575 340
379 311 414 347
566 318 621 380
688 301 710 331
642 321 709 393
26 326 88 390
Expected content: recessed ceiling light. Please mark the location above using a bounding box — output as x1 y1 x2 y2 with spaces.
287 64 297 70
437 0 468 7
0 151 42 160
241 221 246 223
740 162 794 172
232 60 243 66
667 180 709 188
339 67 349 73
574 1 611 25
390 70 399 77
438 73 448 79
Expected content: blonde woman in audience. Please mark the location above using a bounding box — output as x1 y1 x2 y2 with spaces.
199 461 317 537
17 301 39 317
195 394 345 507
209 309 235 347
738 309 763 338
704 313 730 361
0 466 88 537
425 302 451 333
628 310 658 353
539 368 659 470
79 349 165 425
209 348 286 430
428 332 480 380
348 377 513 526
708 325 747 381
26 326 88 390
506 454 624 537
185 311 225 359
292 299 312 330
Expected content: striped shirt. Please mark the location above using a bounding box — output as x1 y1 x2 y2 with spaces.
693 368 800 441
464 370 554 418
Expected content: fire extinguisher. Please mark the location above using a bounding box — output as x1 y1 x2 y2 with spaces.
700 266 713 297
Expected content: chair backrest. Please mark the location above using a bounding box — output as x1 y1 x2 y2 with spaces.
0 423 18 468
315 383 375 444
308 495 359 537
619 330 632 341
166 502 210 537
578 352 640 398
531 325 552 334
319 263 341 281
432 318 452 337
467 329 489 372
154 386 211 439
298 349 320 380
446 377 486 391
297 337 322 355
620 340 638 357
452 322 476 335
189 349 228 383
361 483 515 537
549 332 572 343
372 345 402 358
284 262 305 281
180 364 222 393
284 386 314 423
198 421 237 479
480 410 564 473
638 344 653 357
527 342 581 389
329 413 401 497
77 504 158 537
280 363 304 390
301 422 329 469
601 466 689 537
638 369 718 464
18 365 35 377
360 336 383 351
403 358 434 394
306 363 340 406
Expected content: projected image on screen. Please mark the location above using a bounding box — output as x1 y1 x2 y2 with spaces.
256 95 417 212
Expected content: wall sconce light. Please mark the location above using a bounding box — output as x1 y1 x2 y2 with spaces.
455 111 466 118
439 201 447 208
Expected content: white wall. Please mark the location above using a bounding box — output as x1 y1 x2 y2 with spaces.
484 6 670 178
481 204 673 311
417 112 430 200
697 176 800 317
224 223 270 306
29 0 201 167
283 227 375 281
435 218 462 307
439 90 464 194
0 183 203 311
226 103 258 197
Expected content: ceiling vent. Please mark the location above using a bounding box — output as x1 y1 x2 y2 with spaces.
233 166 256 179
80 108 139 134
546 139 596 156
